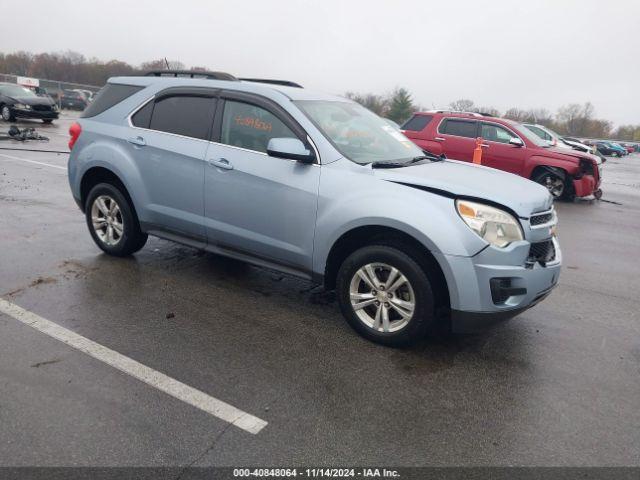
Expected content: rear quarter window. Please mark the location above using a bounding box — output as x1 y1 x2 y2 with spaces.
81 83 144 118
401 115 433 132
440 118 477 138
131 100 154 128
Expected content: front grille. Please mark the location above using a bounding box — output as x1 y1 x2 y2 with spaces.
530 211 553 226
528 240 556 265
32 105 52 112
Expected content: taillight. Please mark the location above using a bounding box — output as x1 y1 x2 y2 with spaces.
69 122 82 150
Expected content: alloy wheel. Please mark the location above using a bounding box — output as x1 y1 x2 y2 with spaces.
1 106 10 121
543 174 565 198
91 195 124 246
349 262 415 333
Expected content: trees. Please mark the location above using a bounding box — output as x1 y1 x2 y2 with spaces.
448 98 475 112
504 107 553 125
475 106 501 117
613 125 640 141
504 108 529 122
345 92 388 117
0 51 183 86
448 99 499 117
554 103 614 138
556 102 593 136
345 87 416 123
139 59 185 71
386 88 416 124
0 51 33 76
527 108 554 127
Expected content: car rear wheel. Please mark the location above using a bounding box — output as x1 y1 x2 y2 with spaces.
85 183 147 256
336 245 435 346
1 105 15 122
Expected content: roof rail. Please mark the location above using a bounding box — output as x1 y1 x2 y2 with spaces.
144 70 238 81
240 78 303 88
425 109 484 117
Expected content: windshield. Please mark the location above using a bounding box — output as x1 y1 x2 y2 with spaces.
507 120 550 147
295 100 423 164
0 85 37 98
523 124 551 141
544 126 564 139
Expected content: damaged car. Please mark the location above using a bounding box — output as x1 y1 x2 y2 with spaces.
401 111 602 200
67 71 561 346
0 83 59 123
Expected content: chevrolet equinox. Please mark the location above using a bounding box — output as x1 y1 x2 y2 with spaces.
67 71 561 346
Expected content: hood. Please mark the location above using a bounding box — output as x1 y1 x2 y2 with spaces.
9 95 55 107
374 160 552 217
548 146 599 163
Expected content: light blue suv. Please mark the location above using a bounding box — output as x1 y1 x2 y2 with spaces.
67 71 561 346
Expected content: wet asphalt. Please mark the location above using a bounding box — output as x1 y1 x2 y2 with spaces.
0 113 638 467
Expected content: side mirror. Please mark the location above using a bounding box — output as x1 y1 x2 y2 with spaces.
267 138 315 163
509 137 524 147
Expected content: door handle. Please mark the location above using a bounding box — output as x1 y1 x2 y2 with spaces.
481 143 490 148
434 137 445 142
209 158 234 170
127 136 146 146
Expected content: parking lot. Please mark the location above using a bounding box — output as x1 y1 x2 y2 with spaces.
0 113 639 468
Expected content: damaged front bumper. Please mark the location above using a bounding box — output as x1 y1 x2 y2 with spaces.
435 233 562 333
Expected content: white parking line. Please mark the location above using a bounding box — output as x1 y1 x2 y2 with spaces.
0 152 67 171
0 298 268 434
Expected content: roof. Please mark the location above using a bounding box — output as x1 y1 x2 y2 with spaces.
108 74 348 103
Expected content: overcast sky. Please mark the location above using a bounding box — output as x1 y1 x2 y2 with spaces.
2 0 638 125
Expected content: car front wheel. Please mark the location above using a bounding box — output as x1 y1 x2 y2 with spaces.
1 105 15 122
336 245 435 346
533 169 573 200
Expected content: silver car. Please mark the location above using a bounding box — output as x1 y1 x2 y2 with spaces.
67 71 561 346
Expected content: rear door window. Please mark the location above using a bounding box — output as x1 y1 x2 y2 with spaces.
148 95 215 140
401 115 433 132
440 119 477 138
219 100 297 153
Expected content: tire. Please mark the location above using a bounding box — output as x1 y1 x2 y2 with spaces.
42 119 53 124
533 169 573 201
85 182 147 256
336 245 435 347
1 105 15 122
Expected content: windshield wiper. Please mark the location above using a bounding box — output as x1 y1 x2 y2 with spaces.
417 150 446 162
371 162 407 169
371 151 445 169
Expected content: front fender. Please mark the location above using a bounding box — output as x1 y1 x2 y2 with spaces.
312 165 486 277
524 155 579 179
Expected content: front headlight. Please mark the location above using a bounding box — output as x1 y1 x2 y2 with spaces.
14 103 31 110
456 199 523 248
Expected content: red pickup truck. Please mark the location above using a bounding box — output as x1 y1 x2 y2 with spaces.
401 111 602 200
